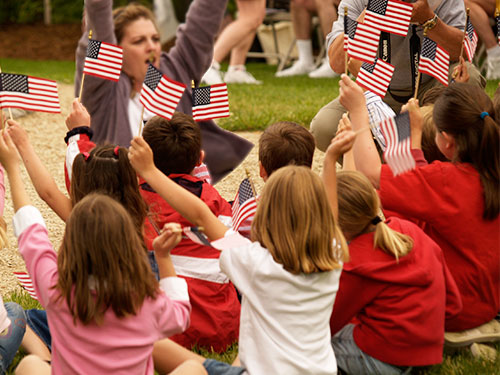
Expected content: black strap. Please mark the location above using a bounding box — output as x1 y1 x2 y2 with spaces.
387 25 421 104
379 32 391 62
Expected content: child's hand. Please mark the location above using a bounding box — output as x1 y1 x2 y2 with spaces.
66 99 91 130
339 74 366 112
128 136 155 176
5 120 30 150
325 129 356 161
336 113 353 136
401 98 423 149
153 223 182 258
452 56 469 83
0 130 20 173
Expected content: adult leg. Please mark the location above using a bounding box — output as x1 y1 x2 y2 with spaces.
309 96 346 151
0 303 26 373
153 338 205 374
15 355 51 375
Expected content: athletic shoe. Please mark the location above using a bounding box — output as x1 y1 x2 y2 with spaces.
224 67 262 84
470 343 497 362
201 62 224 85
275 60 315 77
308 58 339 78
444 319 500 347
486 55 500 80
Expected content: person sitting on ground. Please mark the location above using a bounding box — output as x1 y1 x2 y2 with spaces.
276 0 341 78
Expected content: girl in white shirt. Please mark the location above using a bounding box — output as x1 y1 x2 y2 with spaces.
128 135 352 375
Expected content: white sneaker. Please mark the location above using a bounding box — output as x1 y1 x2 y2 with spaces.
201 62 224 85
486 55 500 80
275 60 315 77
224 66 262 84
309 58 339 78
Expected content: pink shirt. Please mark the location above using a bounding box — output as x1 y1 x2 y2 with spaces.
14 206 191 375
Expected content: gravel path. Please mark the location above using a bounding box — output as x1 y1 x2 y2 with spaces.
0 83 325 296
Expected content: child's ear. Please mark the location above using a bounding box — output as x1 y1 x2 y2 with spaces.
259 161 269 182
441 131 456 153
196 150 205 166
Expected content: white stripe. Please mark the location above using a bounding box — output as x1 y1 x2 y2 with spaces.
170 255 229 284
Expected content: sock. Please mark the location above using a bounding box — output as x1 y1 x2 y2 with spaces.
212 60 221 70
296 39 314 65
486 45 500 59
228 65 246 72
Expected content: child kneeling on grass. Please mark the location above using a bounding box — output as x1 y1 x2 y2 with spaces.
127 135 352 374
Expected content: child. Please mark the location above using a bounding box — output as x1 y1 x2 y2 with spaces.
338 75 500 342
0 131 191 374
128 135 350 374
141 113 239 352
323 147 462 373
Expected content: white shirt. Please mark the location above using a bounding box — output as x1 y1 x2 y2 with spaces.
128 94 155 137
212 231 341 375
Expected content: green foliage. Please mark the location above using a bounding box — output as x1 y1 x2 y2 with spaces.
0 58 75 84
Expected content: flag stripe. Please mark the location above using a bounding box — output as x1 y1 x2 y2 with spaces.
364 0 413 36
192 83 230 122
356 59 395 97
83 40 123 82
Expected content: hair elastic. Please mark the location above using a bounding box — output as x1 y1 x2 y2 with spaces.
82 152 91 161
371 216 382 225
480 112 489 120
114 146 120 157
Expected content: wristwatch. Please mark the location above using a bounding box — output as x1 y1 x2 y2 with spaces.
421 13 439 31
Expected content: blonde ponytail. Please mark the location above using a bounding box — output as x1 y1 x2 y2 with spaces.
0 217 8 249
373 219 413 261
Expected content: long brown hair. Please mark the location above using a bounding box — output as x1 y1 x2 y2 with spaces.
251 166 348 274
337 171 413 260
56 194 158 325
433 83 499 220
71 145 148 242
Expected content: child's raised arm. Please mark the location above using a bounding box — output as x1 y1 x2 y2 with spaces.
339 74 382 188
0 131 30 212
6 120 71 221
128 136 228 241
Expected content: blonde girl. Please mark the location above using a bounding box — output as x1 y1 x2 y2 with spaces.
0 131 191 375
128 136 349 375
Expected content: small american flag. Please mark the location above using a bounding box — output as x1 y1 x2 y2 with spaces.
192 83 229 122
0 73 61 113
497 13 500 46
140 64 186 120
193 163 212 184
364 0 413 37
13 271 38 301
183 227 212 247
83 39 123 81
356 58 395 97
345 17 381 63
418 37 449 87
232 178 257 233
463 19 478 62
379 111 415 176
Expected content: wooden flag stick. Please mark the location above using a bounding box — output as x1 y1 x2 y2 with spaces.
344 7 349 76
245 168 257 197
458 8 470 61
0 65 13 121
78 30 93 102
414 29 427 99
138 106 145 136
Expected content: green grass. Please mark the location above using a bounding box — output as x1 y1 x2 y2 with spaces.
0 58 498 131
4 290 499 374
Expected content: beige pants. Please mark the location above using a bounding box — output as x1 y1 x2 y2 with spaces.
310 62 486 151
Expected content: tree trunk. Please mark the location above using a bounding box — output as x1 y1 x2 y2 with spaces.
44 0 52 25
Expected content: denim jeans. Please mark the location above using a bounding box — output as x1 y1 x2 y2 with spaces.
332 324 412 375
147 251 160 281
26 309 51 351
203 359 246 375
0 303 27 374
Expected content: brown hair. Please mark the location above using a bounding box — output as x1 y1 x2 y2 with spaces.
113 3 158 44
71 145 148 242
258 121 315 177
251 166 348 274
433 83 499 220
143 113 202 175
56 194 158 325
337 171 413 260
420 105 447 163
420 86 446 106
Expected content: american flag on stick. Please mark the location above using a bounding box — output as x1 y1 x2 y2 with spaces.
345 16 381 63
183 227 212 247
140 64 186 120
496 11 500 46
232 178 257 234
83 39 123 82
418 37 449 86
356 58 395 97
364 0 413 37
0 73 61 113
192 83 229 122
463 19 478 62
379 111 415 176
13 271 38 301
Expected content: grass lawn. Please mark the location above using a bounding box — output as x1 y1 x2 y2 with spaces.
1 58 499 373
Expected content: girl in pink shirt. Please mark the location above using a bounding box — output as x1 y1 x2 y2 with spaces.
0 131 191 375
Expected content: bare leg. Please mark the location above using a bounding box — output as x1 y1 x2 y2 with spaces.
20 326 51 362
15 354 51 375
153 339 205 374
291 0 314 39
213 0 266 63
314 0 338 38
229 31 258 66
169 359 208 375
466 0 497 49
